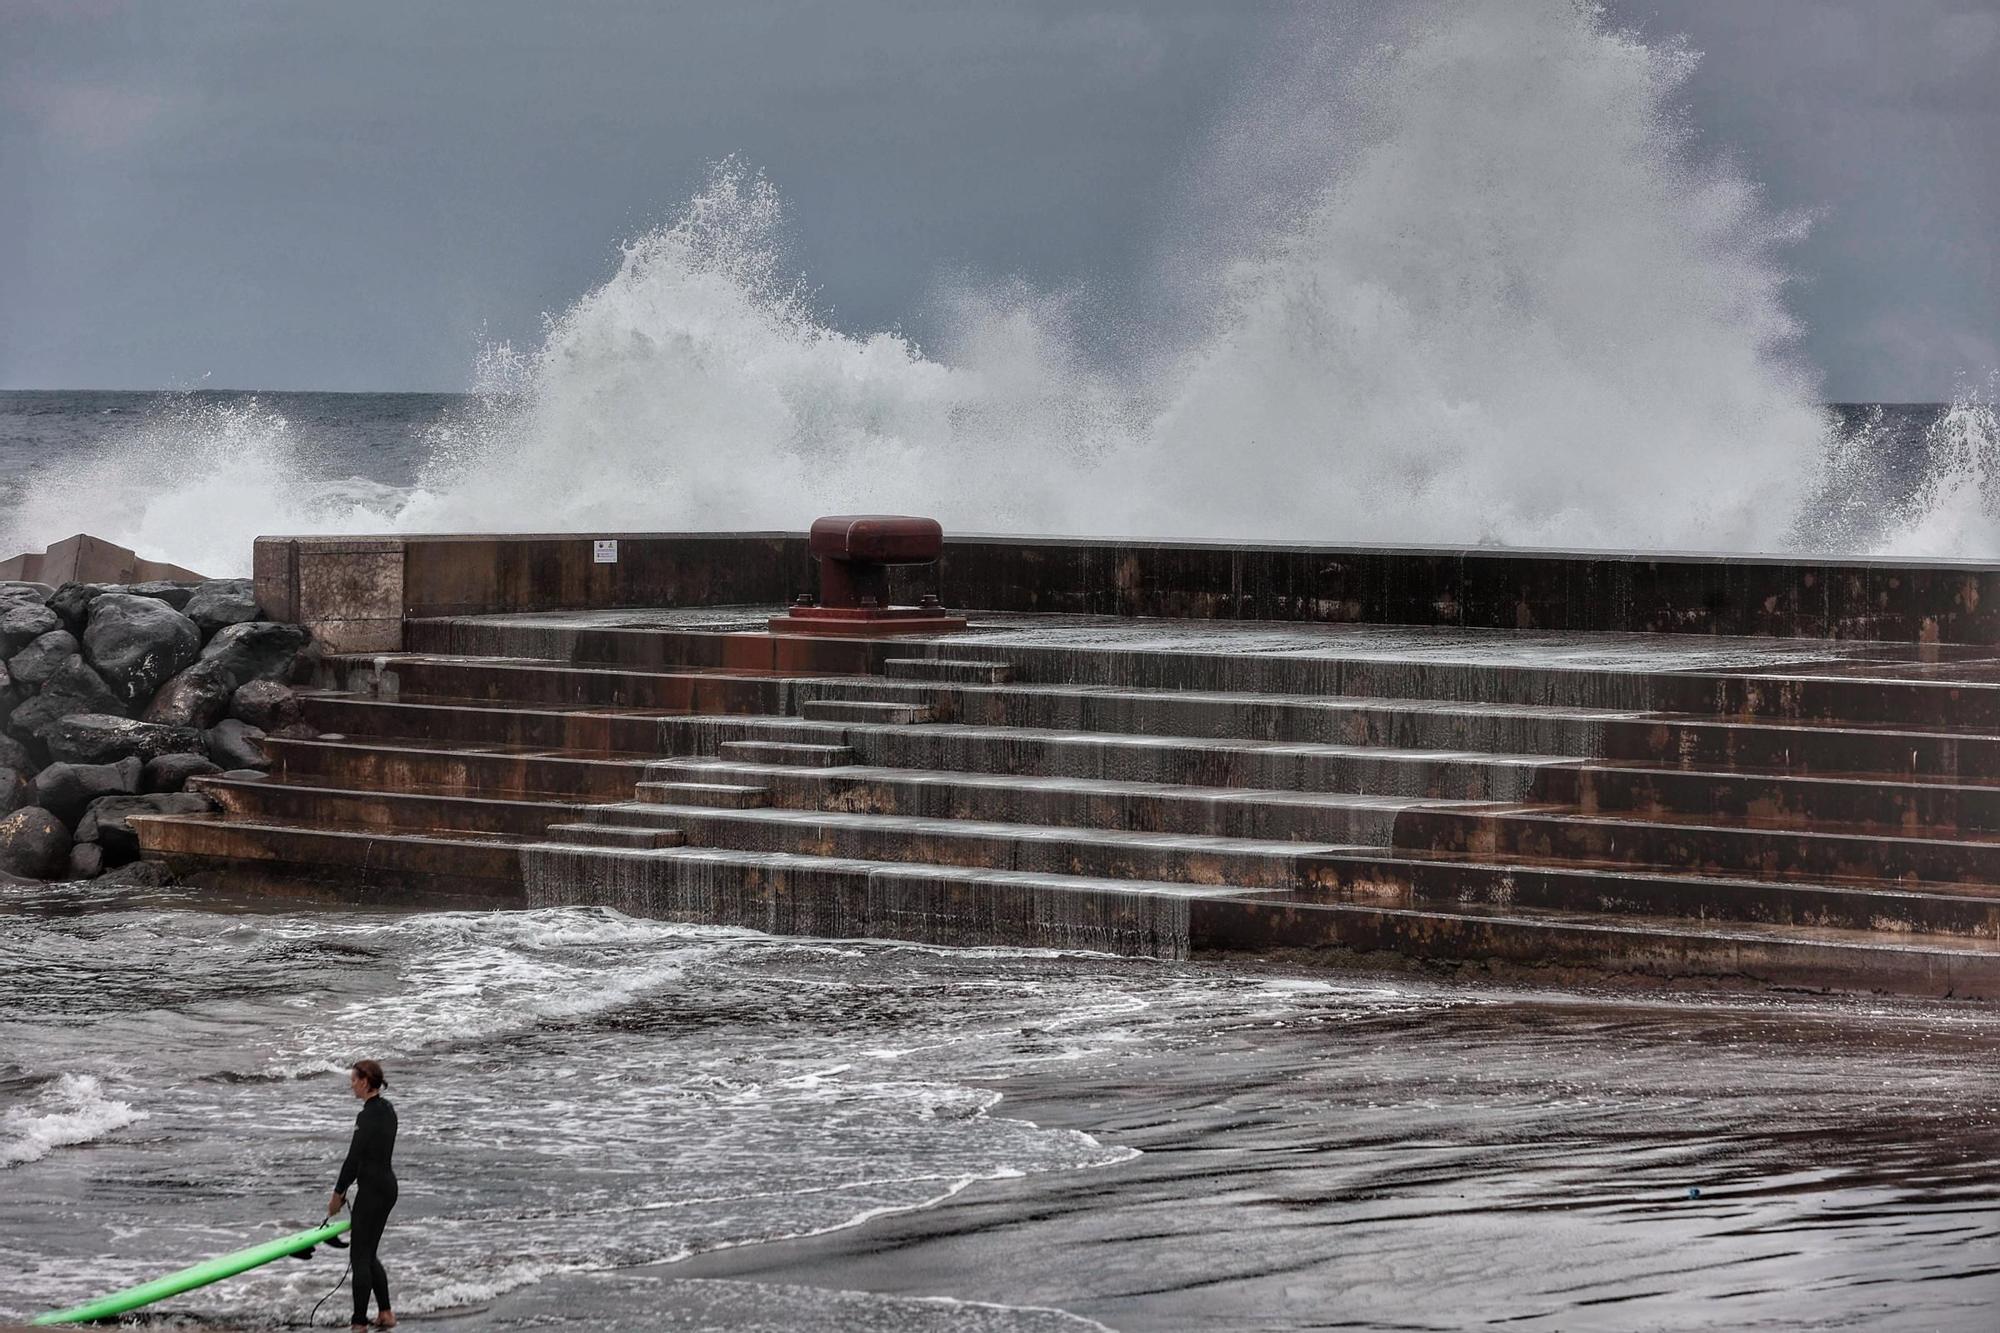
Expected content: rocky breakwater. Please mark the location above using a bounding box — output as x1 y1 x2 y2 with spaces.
0 578 316 882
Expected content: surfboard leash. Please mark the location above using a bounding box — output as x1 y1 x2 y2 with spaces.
308 1253 351 1327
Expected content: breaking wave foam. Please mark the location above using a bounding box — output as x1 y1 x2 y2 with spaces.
4 0 1991 573
0 1073 147 1168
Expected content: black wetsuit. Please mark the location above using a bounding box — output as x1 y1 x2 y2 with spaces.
335 1095 398 1326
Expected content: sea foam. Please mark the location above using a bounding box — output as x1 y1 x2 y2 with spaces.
0 1073 147 1168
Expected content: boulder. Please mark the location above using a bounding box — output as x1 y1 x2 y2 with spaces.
230 680 300 730
0 806 72 879
288 635 326 686
0 602 61 655
83 593 202 707
269 721 320 741
0 733 34 774
10 629 80 688
141 752 221 794
123 581 197 610
200 621 310 689
41 713 204 766
0 582 52 603
47 583 106 634
0 765 27 813
7 656 128 744
204 718 270 770
98 860 174 887
77 791 216 865
185 579 260 634
33 757 144 825
143 658 236 729
66 842 104 880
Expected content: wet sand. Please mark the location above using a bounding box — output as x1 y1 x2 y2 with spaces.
653 978 2000 1332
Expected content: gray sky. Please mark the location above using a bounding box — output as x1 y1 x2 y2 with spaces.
3 0 1994 400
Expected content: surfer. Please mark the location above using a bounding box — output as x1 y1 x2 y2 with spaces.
327 1059 398 1331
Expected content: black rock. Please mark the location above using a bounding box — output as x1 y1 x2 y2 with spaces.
123 581 198 610
0 806 72 879
10 629 80 688
288 635 327 686
217 768 269 782
204 718 270 770
0 764 27 813
0 582 52 603
42 713 205 766
200 622 310 689
66 842 105 880
0 734 34 774
84 593 203 707
143 658 236 729
98 860 175 887
33 757 144 825
47 583 110 635
185 579 260 634
77 791 217 865
8 656 128 745
142 752 222 794
0 602 61 656
230 680 301 730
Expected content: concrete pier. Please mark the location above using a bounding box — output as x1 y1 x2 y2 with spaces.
131 533 2000 997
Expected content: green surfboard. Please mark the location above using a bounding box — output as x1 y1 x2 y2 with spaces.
32 1217 352 1325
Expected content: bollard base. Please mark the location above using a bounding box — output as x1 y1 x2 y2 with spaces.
767 607 968 637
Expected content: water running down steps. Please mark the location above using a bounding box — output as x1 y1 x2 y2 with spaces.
130 608 2000 997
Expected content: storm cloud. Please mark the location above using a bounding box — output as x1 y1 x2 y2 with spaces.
2 0 1994 399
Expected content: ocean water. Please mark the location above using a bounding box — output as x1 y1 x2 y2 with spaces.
2 885 1995 1330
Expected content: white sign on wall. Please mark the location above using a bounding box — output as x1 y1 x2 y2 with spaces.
593 539 619 564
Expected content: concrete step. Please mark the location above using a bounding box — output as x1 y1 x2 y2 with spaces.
518 841 1245 959
1192 889 2000 998
329 655 2000 780
650 756 1457 844
1550 762 2000 835
572 801 1353 889
1395 807 2000 890
722 676 2000 779
543 822 687 849
666 714 1557 801
133 812 2000 994
883 657 1014 684
264 737 652 801
634 780 772 808
135 815 526 900
1298 849 2000 939
197 777 588 839
716 740 858 767
402 619 2000 726
797 699 936 725
300 693 677 752
332 654 793 714
403 619 881 675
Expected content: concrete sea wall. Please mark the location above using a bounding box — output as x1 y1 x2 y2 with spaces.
255 530 2000 651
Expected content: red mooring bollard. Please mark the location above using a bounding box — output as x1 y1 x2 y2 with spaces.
766 515 969 637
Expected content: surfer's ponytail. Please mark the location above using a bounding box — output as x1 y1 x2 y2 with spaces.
349 1059 386 1091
